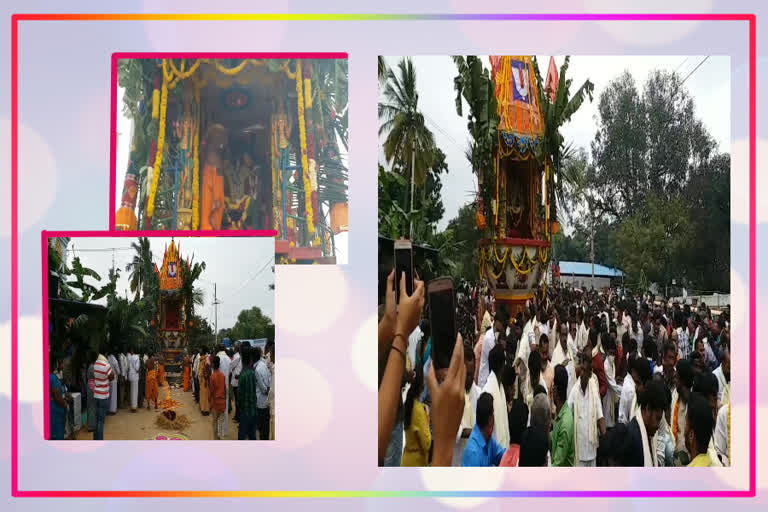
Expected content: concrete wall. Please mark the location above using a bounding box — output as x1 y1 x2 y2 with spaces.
559 274 612 290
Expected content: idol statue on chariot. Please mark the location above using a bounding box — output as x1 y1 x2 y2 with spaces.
114 57 348 264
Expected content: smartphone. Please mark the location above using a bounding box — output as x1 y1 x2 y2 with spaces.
428 277 456 370
394 239 414 305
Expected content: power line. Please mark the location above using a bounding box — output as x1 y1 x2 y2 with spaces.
674 57 690 72
223 257 274 300
681 56 709 85
423 111 466 154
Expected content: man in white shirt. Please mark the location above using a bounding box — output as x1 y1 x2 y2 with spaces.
478 312 504 389
551 322 576 398
454 344 481 466
215 345 232 436
712 346 730 408
106 352 120 415
568 347 606 466
192 350 200 403
128 348 140 412
713 402 730 466
118 352 129 408
231 343 243 422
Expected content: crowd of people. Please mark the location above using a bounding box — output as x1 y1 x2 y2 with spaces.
378 275 731 468
49 341 275 441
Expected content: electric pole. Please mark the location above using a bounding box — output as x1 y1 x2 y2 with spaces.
213 283 221 345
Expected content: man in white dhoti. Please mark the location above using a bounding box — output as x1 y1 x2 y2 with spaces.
215 344 232 436
128 348 140 412
107 352 119 414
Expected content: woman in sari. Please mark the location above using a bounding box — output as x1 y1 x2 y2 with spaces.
183 353 191 392
199 347 211 415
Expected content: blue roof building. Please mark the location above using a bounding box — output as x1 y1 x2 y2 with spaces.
558 261 624 278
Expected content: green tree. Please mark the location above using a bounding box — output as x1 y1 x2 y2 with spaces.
614 196 692 290
379 57 437 235
228 306 275 344
126 237 154 301
106 297 148 353
443 202 482 282
180 257 206 335
67 256 103 303
187 314 214 351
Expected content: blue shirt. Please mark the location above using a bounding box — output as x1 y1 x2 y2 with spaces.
254 359 271 409
49 373 65 417
462 424 506 467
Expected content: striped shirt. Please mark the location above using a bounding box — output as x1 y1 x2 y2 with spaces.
93 355 113 400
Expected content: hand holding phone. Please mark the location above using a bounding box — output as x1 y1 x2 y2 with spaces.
395 274 424 339
394 239 414 305
428 277 456 371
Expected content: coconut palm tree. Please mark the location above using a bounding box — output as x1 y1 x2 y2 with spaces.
126 237 153 301
532 56 594 225
378 57 437 237
180 258 206 332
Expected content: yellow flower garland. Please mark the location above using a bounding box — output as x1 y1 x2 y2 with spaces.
147 61 169 219
294 60 314 234
151 89 159 119
191 86 200 230
215 59 248 75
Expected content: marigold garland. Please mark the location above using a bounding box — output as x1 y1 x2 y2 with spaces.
215 59 248 75
294 60 314 234
147 61 169 219
672 397 680 441
151 89 160 119
191 86 201 230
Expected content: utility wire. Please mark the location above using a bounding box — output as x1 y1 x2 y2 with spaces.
681 56 709 85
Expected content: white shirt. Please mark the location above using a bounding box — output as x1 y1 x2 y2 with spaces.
569 376 603 462
714 403 730 466
483 371 510 448
713 366 729 406
216 351 232 389
577 321 589 351
603 355 622 428
230 352 242 387
453 383 481 466
192 354 200 377
618 376 636 424
119 354 128 378
408 325 422 368
551 339 576 399
128 353 140 381
478 328 496 389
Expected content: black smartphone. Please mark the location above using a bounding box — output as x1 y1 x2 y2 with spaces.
394 239 414 305
428 277 456 370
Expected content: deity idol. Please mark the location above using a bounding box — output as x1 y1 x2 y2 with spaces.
200 124 227 230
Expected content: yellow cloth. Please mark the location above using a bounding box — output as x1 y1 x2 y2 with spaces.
402 402 431 467
688 453 713 467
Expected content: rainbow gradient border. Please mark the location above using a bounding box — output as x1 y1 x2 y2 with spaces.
10 12 756 498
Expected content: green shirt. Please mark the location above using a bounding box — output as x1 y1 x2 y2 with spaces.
551 402 575 467
237 367 258 418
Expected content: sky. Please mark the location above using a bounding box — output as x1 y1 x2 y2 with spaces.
58 236 275 331
379 55 730 231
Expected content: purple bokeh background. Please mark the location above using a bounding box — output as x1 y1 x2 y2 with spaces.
1 0 766 510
